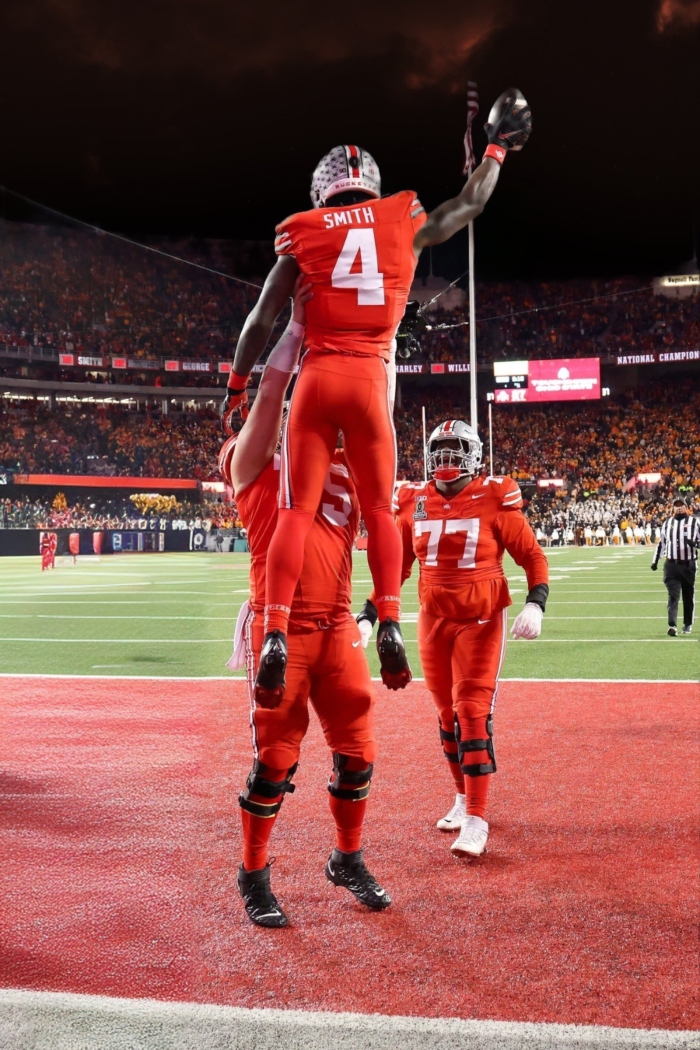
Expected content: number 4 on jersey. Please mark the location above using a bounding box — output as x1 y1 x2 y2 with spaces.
331 229 385 306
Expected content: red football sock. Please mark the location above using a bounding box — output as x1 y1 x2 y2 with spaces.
459 716 493 819
240 765 288 871
441 723 465 791
328 756 371 854
328 796 368 854
265 509 316 634
364 509 403 622
464 774 490 820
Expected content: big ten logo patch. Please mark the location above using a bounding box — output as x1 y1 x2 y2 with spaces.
413 496 428 521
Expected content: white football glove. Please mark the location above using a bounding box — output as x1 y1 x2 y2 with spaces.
358 618 374 649
511 602 543 640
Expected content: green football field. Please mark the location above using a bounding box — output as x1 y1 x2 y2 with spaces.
0 546 696 680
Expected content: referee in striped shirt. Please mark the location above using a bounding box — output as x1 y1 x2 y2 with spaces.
651 498 699 636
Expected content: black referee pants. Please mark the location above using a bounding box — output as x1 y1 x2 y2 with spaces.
663 560 696 628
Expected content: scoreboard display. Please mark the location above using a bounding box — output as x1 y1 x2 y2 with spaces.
491 358 601 403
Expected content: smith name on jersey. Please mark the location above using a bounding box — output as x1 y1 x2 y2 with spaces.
394 475 549 621
274 190 426 360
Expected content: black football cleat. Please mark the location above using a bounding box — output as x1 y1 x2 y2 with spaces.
376 618 412 690
667 626 678 637
254 630 288 707
325 848 391 911
237 863 289 928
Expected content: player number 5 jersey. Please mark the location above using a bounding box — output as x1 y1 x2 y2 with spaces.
394 475 549 621
274 190 426 360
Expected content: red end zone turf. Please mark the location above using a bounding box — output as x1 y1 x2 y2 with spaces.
1 676 698 1031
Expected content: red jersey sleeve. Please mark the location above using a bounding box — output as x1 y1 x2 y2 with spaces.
495 506 549 592
499 477 524 510
274 214 299 257
395 482 418 585
407 192 426 234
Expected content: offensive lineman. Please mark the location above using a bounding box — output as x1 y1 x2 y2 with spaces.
221 278 389 928
359 422 548 857
221 94 532 707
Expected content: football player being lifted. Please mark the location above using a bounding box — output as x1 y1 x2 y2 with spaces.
220 277 389 928
359 421 548 857
221 92 532 707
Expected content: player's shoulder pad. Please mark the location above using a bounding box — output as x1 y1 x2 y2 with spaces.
481 475 524 509
274 210 311 255
380 189 423 216
392 478 427 514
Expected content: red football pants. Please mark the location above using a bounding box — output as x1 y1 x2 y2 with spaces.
246 611 377 768
265 352 402 628
241 610 377 868
418 608 508 817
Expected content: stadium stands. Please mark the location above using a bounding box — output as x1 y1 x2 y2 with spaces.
1 222 696 371
2 378 698 503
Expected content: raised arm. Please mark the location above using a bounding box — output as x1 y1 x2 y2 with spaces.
229 277 311 495
414 158 501 251
221 254 299 434
414 90 532 253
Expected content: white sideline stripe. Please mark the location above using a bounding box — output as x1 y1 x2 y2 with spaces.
0 638 233 643
0 673 695 684
0 615 235 621
404 638 694 645
0 989 695 1050
4 637 689 646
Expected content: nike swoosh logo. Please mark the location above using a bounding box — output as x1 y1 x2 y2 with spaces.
374 889 386 896
328 862 335 876
477 619 490 625
471 493 486 499
352 640 361 647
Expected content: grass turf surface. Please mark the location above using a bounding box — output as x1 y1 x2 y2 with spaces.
0 546 696 680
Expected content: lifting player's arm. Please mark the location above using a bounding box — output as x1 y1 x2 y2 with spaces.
229 277 312 494
496 504 550 640
414 91 532 253
221 255 300 435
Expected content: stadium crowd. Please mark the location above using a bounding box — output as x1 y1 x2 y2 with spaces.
0 402 221 479
396 380 700 498
1 378 698 538
0 495 240 531
0 223 696 371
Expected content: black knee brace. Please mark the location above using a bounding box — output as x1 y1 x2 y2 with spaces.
439 722 460 763
328 753 373 801
238 760 298 818
455 715 496 776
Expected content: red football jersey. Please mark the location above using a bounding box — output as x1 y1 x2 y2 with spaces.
236 451 360 631
274 191 426 360
394 475 549 621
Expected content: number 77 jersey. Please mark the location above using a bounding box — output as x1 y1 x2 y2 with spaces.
274 190 426 361
394 475 549 621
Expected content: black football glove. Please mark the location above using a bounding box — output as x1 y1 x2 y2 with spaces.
485 94 532 152
650 563 658 571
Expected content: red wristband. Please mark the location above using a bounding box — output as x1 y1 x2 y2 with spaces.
227 370 250 393
484 143 507 165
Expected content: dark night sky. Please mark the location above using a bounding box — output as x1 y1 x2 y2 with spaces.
0 0 698 279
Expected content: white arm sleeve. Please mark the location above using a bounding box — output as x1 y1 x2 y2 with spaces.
387 338 397 414
265 320 305 375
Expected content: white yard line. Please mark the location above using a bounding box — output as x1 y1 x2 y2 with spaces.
0 988 694 1050
0 676 696 684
